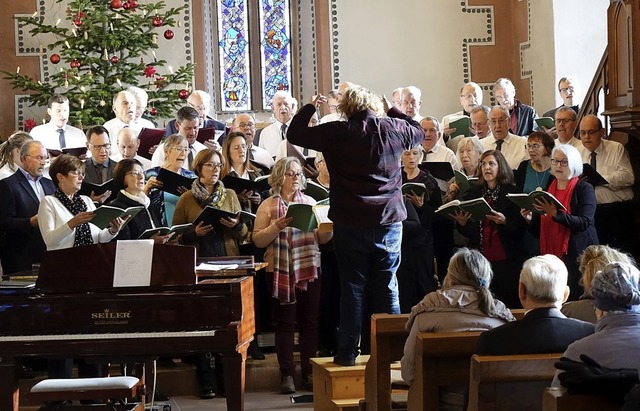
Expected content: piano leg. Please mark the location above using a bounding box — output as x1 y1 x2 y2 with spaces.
0 358 19 411
222 345 248 411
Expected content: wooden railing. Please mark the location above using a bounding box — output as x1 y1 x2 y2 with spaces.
576 49 609 134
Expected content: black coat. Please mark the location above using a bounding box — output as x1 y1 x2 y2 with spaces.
107 191 163 240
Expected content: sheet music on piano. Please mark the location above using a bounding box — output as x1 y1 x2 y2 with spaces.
113 240 154 287
196 262 240 271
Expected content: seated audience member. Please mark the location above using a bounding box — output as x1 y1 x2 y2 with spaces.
232 114 274 169
84 125 117 205
165 90 226 145
145 134 196 226
401 248 515 385
112 127 152 170
258 91 297 158
442 82 483 150
554 106 582 147
0 141 54 275
476 254 594 355
552 261 640 387
0 131 32 180
451 150 526 308
127 86 156 130
481 105 529 170
522 144 599 301
252 157 332 393
400 86 424 122
152 107 206 170
543 76 581 119
469 105 492 139
493 77 538 136
108 159 167 242
562 245 635 323
30 95 86 151
103 90 137 155
38 154 125 250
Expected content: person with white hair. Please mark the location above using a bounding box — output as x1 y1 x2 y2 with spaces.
104 90 138 155
257 90 298 158
400 86 423 122
476 254 594 355
493 77 538 136
126 86 156 130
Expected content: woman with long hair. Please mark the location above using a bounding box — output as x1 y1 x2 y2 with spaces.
0 131 32 180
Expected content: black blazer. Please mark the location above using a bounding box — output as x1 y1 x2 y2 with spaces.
528 179 599 261
83 158 117 185
476 307 594 355
108 191 163 240
511 99 538 137
0 170 56 274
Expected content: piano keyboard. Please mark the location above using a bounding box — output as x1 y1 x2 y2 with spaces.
0 330 217 342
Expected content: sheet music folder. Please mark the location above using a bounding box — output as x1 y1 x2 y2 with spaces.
37 243 196 293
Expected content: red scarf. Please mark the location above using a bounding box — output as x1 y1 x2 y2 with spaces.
540 177 579 257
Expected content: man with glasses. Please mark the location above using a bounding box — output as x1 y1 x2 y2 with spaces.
84 125 116 204
578 114 634 253
543 77 581 119
493 77 538 136
554 107 582 148
481 106 529 170
232 114 274 169
469 105 492 139
164 90 226 146
30 95 86 152
0 141 55 274
441 82 484 150
400 86 424 122
152 107 206 170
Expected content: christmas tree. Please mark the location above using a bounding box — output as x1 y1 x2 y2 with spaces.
1 0 195 130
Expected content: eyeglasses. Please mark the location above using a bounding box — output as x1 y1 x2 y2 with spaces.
559 87 575 94
126 171 145 178
550 159 569 167
460 93 477 99
489 118 508 125
237 122 255 129
555 118 575 125
26 155 49 162
579 129 601 137
328 104 338 110
525 143 542 150
68 171 85 177
284 171 303 178
202 162 223 170
471 120 488 128
89 143 111 152
170 146 190 152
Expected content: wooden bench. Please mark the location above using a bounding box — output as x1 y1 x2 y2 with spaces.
27 376 144 410
363 313 410 411
467 353 561 411
311 355 369 411
542 387 621 411
407 331 481 411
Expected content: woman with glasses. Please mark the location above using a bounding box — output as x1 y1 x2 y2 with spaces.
252 157 333 394
107 159 170 242
172 148 247 399
144 134 196 226
451 150 526 308
514 131 555 258
220 131 264 212
521 144 598 301
38 154 126 250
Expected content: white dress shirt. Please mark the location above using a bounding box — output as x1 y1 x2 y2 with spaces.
112 153 153 170
481 133 529 170
150 140 206 170
30 122 87 151
579 139 634 204
103 118 142 156
555 136 583 149
249 145 275 169
258 120 291 158
423 143 460 192
275 140 318 162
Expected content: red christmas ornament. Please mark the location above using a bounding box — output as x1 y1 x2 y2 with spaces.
143 65 157 78
126 0 137 11
73 18 82 27
152 16 163 27
50 54 61 64
163 29 174 40
122 1 130 10
149 107 158 116
70 59 81 69
110 55 119 64
178 89 189 100
110 0 122 9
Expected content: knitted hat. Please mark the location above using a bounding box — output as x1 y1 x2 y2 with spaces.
592 262 640 312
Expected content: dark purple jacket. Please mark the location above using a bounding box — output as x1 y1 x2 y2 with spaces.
288 104 424 227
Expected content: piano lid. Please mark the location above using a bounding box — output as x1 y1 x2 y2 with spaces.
37 243 197 293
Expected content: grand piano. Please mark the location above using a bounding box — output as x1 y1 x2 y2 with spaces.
0 243 255 411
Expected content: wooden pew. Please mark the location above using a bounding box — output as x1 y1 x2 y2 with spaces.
467 353 561 411
407 331 481 411
363 313 410 411
542 387 621 411
510 308 526 320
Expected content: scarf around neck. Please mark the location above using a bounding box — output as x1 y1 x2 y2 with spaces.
540 177 578 257
191 179 226 209
54 188 93 247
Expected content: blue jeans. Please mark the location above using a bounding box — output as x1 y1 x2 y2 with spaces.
333 222 402 360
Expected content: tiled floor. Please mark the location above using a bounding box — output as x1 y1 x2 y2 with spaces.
161 390 314 411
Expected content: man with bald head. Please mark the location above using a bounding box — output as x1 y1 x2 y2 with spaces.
113 128 152 169
257 90 298 158
233 113 274 168
104 90 137 155
578 114 634 253
442 82 484 149
481 105 529 170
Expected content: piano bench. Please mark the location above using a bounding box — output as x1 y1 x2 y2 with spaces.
28 376 144 410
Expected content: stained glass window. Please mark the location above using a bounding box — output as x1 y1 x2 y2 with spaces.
215 0 293 112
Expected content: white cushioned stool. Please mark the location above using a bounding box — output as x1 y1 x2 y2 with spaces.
28 376 144 410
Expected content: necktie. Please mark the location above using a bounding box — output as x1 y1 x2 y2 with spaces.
95 163 103 183
249 147 255 161
495 139 504 151
188 145 194 168
280 123 288 140
423 150 433 162
303 147 309 156
57 128 66 149
590 151 597 169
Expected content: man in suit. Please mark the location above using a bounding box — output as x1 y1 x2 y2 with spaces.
84 125 117 204
476 254 594 355
0 141 56 274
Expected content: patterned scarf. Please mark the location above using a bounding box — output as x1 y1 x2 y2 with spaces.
540 177 578 257
54 188 93 247
271 192 319 304
191 179 227 209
